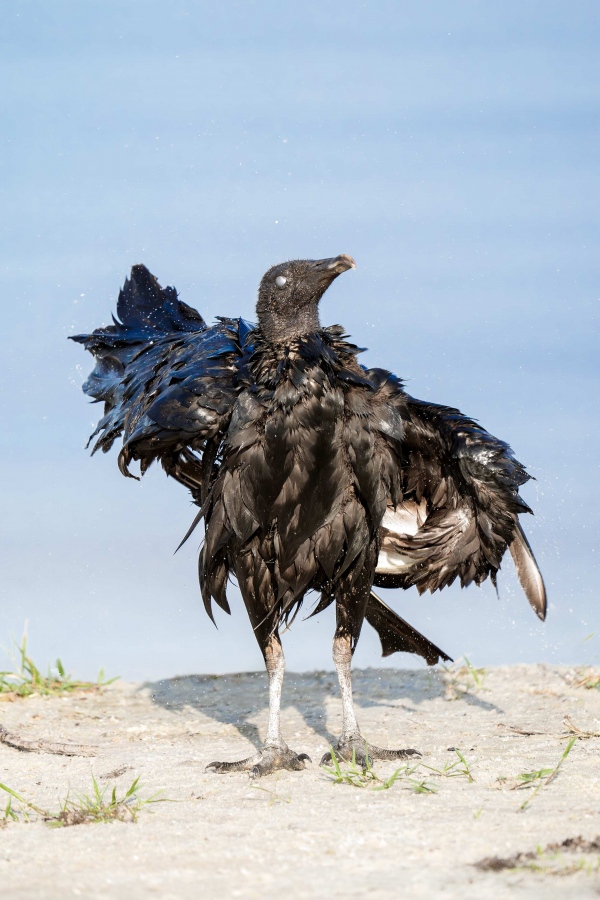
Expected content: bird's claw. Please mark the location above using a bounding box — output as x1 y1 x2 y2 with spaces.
205 757 254 774
320 733 420 767
206 745 311 779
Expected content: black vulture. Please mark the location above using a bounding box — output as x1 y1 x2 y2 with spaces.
71 256 546 777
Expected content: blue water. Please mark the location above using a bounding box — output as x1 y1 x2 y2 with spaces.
1 1 598 680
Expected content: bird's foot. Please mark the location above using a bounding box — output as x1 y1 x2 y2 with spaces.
206 743 311 779
320 732 420 768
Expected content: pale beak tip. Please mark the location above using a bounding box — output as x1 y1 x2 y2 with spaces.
337 254 356 271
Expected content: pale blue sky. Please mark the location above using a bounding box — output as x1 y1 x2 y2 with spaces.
1 1 598 679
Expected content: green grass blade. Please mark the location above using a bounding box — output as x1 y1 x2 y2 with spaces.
0 782 29 804
125 777 140 799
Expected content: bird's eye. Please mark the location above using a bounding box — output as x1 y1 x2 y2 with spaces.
275 275 287 288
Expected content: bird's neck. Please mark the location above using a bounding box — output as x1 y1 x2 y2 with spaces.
245 326 364 392
255 304 321 346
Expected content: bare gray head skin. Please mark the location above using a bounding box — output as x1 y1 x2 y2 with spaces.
256 254 356 344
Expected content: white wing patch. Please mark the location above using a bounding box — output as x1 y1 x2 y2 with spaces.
376 500 427 574
376 548 414 573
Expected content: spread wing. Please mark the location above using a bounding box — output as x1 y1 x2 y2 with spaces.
71 264 247 500
369 370 547 620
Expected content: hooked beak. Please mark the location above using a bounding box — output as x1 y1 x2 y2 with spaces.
311 254 356 276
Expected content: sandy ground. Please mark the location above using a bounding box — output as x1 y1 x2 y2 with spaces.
1 664 600 899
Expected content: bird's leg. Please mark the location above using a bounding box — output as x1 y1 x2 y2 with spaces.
206 634 311 778
263 635 285 746
333 633 360 737
321 631 421 767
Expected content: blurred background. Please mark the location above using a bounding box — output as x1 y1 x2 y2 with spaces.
1 1 598 680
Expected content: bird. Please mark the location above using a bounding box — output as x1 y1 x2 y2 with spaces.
71 256 546 778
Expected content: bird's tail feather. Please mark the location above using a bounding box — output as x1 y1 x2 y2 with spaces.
509 522 547 621
365 591 452 665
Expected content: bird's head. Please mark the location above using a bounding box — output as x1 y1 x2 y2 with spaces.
256 254 356 344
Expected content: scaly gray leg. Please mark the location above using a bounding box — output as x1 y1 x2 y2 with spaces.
321 633 420 767
206 635 310 779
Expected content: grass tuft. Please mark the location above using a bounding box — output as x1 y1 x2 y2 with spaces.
322 747 380 788
422 749 475 782
442 656 487 700
0 775 166 826
0 634 117 700
513 737 576 811
322 747 437 793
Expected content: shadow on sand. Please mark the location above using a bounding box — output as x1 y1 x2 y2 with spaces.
142 667 503 750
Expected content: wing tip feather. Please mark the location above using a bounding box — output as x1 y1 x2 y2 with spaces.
509 523 547 621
